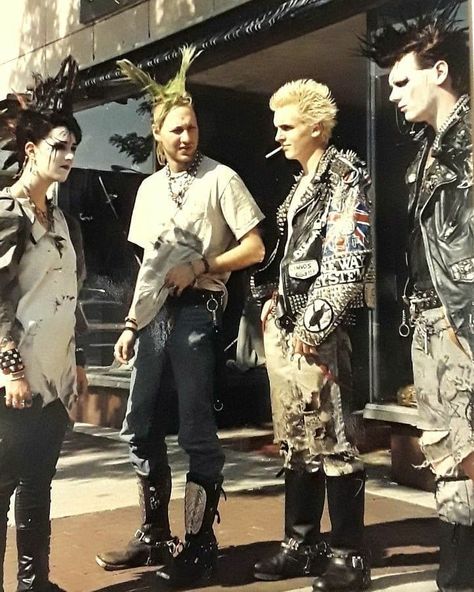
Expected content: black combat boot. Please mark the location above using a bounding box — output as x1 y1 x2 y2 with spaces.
312 471 370 591
156 473 223 588
437 520 474 591
0 498 9 592
96 469 175 570
15 501 65 592
254 469 328 581
312 548 371 592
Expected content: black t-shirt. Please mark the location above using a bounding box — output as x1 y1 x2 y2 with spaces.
407 163 435 292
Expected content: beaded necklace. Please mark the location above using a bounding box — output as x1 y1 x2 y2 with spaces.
165 151 203 208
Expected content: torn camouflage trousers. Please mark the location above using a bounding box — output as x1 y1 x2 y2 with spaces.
412 307 474 525
264 311 363 477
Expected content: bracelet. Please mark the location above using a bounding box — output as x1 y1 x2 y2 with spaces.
9 373 26 382
75 347 86 367
201 256 210 274
124 316 138 327
0 348 25 375
124 326 138 338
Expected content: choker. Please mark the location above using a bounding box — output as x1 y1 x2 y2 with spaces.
166 151 203 208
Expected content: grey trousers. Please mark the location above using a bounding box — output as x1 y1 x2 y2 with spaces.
412 307 474 525
264 309 363 476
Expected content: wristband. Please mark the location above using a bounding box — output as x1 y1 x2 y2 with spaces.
124 326 138 338
124 316 138 327
75 347 86 367
201 256 210 274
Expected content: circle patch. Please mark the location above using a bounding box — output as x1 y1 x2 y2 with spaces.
303 299 333 333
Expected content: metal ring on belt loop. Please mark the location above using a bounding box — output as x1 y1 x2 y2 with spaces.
206 294 219 313
398 322 411 338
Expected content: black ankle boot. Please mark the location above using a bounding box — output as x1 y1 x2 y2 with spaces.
312 549 371 591
156 473 223 588
437 520 474 591
96 470 175 570
254 538 329 581
312 471 370 591
254 469 328 581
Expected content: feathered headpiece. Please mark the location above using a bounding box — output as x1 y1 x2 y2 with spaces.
0 55 79 170
117 45 201 125
360 0 469 94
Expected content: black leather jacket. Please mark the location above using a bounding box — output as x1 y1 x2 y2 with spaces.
255 145 372 347
406 95 473 356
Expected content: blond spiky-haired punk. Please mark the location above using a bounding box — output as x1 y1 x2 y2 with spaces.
117 45 201 164
270 79 338 144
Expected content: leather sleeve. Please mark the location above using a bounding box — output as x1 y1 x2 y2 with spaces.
294 153 372 346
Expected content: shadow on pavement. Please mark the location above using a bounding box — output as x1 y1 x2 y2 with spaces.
90 519 439 592
367 517 438 568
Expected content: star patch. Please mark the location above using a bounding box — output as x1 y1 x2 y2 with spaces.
303 299 333 333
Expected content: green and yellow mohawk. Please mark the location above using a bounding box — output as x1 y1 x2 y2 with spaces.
117 45 201 126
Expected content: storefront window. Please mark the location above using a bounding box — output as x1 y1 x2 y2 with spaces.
367 0 469 403
60 98 153 366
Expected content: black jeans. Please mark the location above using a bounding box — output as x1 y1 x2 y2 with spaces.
0 395 69 591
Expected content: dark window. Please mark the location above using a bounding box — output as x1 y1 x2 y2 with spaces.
80 0 143 24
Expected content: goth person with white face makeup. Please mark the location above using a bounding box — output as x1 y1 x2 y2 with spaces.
0 57 86 592
363 2 473 590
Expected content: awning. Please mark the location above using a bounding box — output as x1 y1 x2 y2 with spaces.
78 0 392 101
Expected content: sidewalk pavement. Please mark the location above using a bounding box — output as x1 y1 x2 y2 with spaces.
3 424 441 592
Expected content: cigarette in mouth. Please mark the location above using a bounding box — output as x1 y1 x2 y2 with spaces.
265 146 283 159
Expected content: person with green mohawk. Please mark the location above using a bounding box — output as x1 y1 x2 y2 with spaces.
95 47 265 587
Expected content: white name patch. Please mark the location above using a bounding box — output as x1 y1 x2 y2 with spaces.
451 257 474 282
288 260 319 280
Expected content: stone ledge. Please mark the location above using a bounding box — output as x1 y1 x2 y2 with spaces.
363 402 419 426
86 365 131 390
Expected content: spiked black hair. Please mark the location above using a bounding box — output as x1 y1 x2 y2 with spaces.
0 55 81 171
361 0 470 95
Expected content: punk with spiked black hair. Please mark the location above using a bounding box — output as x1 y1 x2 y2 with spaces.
363 3 474 590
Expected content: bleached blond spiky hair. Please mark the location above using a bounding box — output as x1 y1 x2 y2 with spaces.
270 79 338 144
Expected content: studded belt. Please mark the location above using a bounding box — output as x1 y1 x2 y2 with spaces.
409 288 441 315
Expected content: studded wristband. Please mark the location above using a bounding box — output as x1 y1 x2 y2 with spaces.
0 348 25 375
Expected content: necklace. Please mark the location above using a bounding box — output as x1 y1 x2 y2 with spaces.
23 185 55 232
165 151 203 208
6 185 55 232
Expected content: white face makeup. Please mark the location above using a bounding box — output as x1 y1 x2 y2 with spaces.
30 126 77 183
388 52 439 125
